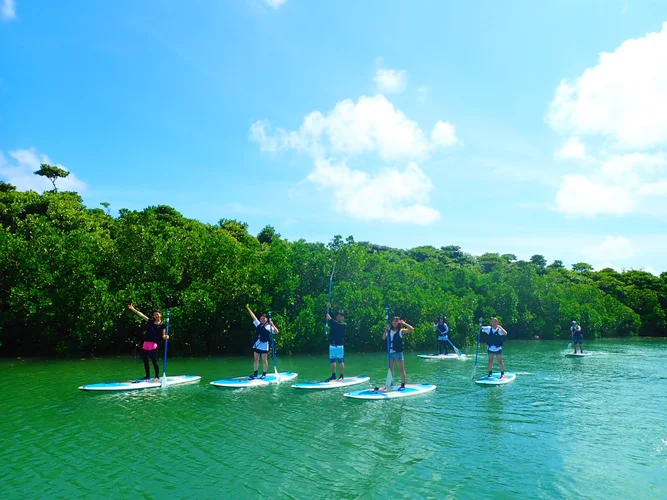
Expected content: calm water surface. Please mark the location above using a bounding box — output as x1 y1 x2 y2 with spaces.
1 339 666 499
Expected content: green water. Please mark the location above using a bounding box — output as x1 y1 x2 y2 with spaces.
1 340 666 499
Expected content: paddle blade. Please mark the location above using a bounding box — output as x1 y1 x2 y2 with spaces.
567 342 572 349
161 373 167 389
471 364 477 380
275 367 280 384
386 368 393 389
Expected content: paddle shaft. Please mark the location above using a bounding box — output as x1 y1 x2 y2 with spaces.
385 307 393 388
325 262 336 337
472 318 482 379
162 310 170 388
269 311 278 376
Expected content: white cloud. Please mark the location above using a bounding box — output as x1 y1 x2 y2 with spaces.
1 0 16 21
581 235 635 262
262 0 286 10
251 94 459 225
0 148 86 193
547 22 667 149
555 136 587 160
431 121 460 148
553 153 667 216
250 94 458 162
373 68 407 94
548 24 667 216
306 158 439 224
554 174 635 216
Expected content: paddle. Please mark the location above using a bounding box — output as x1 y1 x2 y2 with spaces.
471 317 483 380
385 307 393 390
269 311 280 383
567 324 574 350
446 338 464 357
325 261 336 338
161 310 170 389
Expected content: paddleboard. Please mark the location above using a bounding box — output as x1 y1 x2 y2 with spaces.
565 352 592 357
417 353 462 360
79 375 201 392
343 383 436 400
210 372 298 388
292 375 370 390
475 372 516 385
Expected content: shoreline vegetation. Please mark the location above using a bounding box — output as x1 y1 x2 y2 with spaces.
1 180 666 358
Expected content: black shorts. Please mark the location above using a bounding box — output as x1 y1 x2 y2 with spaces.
253 348 269 355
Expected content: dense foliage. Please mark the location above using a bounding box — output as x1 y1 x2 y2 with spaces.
1 185 664 357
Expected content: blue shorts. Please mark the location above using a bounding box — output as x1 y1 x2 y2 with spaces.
573 335 583 344
329 345 344 363
487 348 502 355
388 351 404 361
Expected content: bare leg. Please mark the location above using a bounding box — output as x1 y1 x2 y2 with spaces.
497 353 505 374
262 353 269 373
253 351 259 372
330 361 336 375
397 360 406 384
339 362 344 378
487 352 494 375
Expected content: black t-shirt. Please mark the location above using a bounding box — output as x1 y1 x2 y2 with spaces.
144 320 165 343
329 320 347 346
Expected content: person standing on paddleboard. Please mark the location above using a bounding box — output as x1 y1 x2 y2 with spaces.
383 316 414 391
325 303 347 381
433 316 450 355
571 320 583 354
481 317 508 379
246 305 279 380
128 304 169 381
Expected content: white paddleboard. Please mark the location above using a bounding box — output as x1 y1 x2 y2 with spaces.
210 372 298 388
565 352 592 357
417 353 462 360
292 375 370 390
79 375 201 392
475 372 516 385
344 383 436 400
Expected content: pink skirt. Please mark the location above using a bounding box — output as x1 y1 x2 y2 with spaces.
142 341 158 351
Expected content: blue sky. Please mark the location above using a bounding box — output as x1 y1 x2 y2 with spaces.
2 0 667 273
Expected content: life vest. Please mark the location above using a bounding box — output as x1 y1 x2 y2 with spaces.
389 329 404 352
256 322 271 343
486 327 504 348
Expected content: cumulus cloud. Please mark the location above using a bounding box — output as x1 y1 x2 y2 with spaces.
549 23 667 217
373 68 407 94
555 136 587 160
250 94 459 224
0 148 86 193
431 121 460 148
250 94 459 161
554 173 635 216
306 158 439 224
547 22 667 149
554 153 667 216
581 235 635 264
